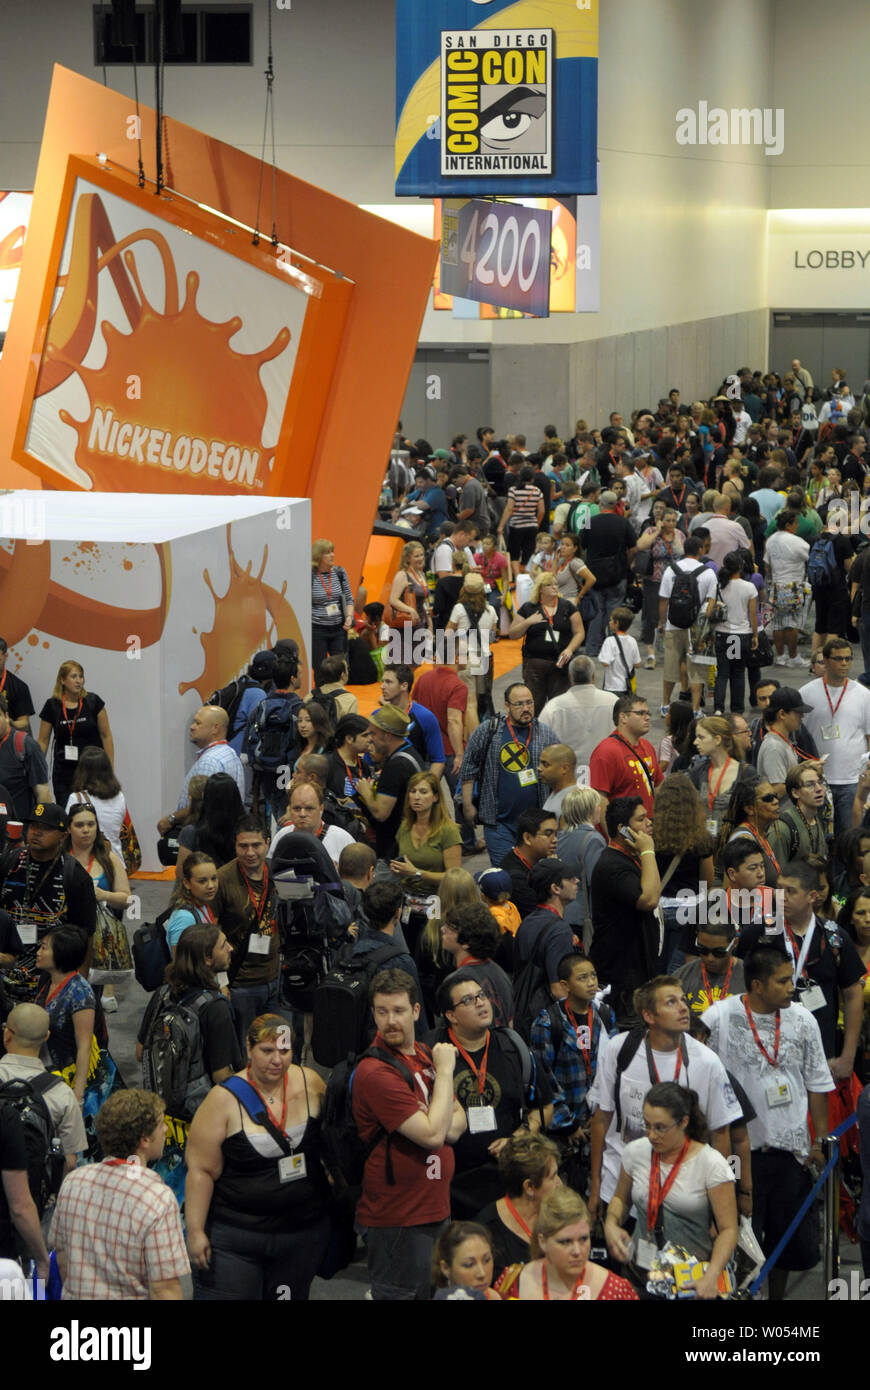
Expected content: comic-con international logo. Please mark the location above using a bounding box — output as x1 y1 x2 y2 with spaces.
440 29 553 176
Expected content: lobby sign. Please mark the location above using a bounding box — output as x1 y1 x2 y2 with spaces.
767 215 870 310
396 0 598 197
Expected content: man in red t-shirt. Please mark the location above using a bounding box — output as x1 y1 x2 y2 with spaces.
413 657 473 850
352 967 466 1300
588 693 662 816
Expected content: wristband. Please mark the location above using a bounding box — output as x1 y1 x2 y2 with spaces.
640 850 655 857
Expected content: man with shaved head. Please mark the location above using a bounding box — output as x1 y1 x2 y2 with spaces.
157 704 245 836
538 744 577 819
0 1003 87 1174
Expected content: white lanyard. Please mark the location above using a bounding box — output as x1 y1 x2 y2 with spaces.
784 919 815 984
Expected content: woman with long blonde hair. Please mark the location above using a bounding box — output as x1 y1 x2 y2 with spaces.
38 658 114 807
388 539 431 640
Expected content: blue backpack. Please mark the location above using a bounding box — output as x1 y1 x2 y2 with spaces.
247 693 301 772
806 535 839 588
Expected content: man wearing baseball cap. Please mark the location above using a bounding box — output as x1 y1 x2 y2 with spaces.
0 802 97 999
756 687 815 802
355 706 422 861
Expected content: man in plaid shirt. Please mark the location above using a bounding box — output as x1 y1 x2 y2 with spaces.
50 1090 189 1300
530 953 613 1177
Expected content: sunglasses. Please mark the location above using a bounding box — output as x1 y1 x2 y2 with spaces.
695 942 734 958
758 793 779 803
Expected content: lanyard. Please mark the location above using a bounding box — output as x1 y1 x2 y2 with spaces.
647 1138 691 1234
63 697 83 742
823 680 848 719
701 958 734 1002
506 718 532 752
0 670 6 695
742 995 781 1068
565 1003 594 1080
541 1264 588 1300
195 740 228 761
317 569 333 600
191 902 215 924
741 824 780 876
612 734 655 798
671 485 686 509
448 1027 490 1095
240 865 270 926
706 757 732 811
103 1158 136 1168
513 849 533 873
47 971 78 1004
245 1068 288 1132
504 1196 533 1240
645 1033 686 1085
784 919 816 983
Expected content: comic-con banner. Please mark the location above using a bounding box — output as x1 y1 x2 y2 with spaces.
396 0 598 197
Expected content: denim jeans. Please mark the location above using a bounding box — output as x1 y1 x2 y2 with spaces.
230 976 281 1048
193 1215 330 1300
830 782 858 840
659 904 687 972
359 1220 448 1300
585 580 627 657
484 823 518 868
445 754 475 850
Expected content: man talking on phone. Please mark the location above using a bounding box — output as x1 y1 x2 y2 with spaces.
588 797 662 1027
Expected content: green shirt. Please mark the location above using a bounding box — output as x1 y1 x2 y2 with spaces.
395 820 462 895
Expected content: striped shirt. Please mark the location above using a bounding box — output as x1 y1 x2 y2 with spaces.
507 485 543 529
311 564 353 628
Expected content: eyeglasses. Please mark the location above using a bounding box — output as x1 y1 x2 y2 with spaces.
453 990 488 1009
643 1120 679 1136
695 942 734 958
799 778 822 789
508 699 535 709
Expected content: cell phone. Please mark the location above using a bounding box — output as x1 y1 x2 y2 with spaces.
619 824 637 846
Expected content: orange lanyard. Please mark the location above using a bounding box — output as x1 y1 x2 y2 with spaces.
565 1003 594 1080
47 971 78 1004
742 824 780 876
823 680 848 719
317 570 333 599
541 1264 588 1300
742 995 781 1068
701 958 734 1002
647 1138 691 1234
506 719 531 751
707 757 732 811
63 697 83 742
504 1196 533 1240
448 1027 490 1094
245 1069 288 1131
240 865 270 926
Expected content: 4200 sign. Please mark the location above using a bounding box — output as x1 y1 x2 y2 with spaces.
440 198 552 317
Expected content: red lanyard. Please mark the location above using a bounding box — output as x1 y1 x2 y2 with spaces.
245 1068 288 1131
701 958 734 1002
506 719 531 751
513 849 533 873
742 824 780 876
707 757 732 811
647 1138 691 1234
784 922 810 981
607 839 639 864
541 1264 588 1300
192 902 215 924
566 1003 594 1079
504 1196 533 1240
448 1027 490 1094
103 1158 136 1168
240 865 270 925
47 971 78 1004
742 994 781 1068
672 485 686 509
317 570 333 599
0 670 6 695
649 1045 682 1084
195 740 228 761
63 697 83 742
823 680 848 719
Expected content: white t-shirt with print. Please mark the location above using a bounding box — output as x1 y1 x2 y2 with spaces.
701 994 834 1157
587 1031 744 1202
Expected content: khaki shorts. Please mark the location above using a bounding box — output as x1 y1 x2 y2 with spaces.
663 628 707 686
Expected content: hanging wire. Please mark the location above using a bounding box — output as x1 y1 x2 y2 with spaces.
131 41 145 187
253 0 278 247
154 0 166 195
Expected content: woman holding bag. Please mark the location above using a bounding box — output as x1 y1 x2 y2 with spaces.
635 505 683 670
387 540 432 642
66 801 133 1010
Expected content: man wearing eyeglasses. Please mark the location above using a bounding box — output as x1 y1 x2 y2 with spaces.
677 922 745 1015
459 683 558 867
800 638 870 837
430 968 553 1218
588 694 663 818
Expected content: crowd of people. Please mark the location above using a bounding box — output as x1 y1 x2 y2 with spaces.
1 361 870 1303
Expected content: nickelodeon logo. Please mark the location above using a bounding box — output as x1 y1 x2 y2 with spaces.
86 407 260 488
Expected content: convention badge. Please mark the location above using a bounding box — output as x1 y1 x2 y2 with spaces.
278 1154 307 1183
466 1105 497 1134
248 933 271 955
517 768 538 787
17 922 37 945
636 1238 658 1269
765 1079 792 1108
820 724 840 740
64 745 79 761
705 818 718 837
798 984 826 1013
324 602 341 618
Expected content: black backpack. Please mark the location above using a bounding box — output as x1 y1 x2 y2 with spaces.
666 564 703 629
320 1043 430 1199
610 1027 687 1131
308 687 342 728
132 907 172 992
311 939 407 1067
207 675 257 740
140 985 216 1119
513 924 554 1042
0 1077 66 1214
247 693 302 773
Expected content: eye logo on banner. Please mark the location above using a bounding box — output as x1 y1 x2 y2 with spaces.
441 30 553 177
395 0 598 198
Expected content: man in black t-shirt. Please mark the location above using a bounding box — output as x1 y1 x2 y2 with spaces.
0 641 35 731
589 797 661 1027
0 694 50 822
430 968 553 1217
356 706 422 861
0 1102 50 1278
0 804 97 999
580 494 637 656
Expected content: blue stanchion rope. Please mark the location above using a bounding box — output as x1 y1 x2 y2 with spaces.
747 1109 858 1297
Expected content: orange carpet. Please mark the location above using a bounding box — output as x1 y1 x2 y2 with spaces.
347 637 524 717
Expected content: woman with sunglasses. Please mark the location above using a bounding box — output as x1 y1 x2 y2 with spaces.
722 778 784 888
768 761 830 867
605 1082 737 1299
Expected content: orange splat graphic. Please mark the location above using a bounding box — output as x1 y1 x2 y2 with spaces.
178 525 307 701
27 634 38 646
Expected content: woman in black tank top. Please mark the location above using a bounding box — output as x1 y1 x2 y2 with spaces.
186 1013 331 1301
